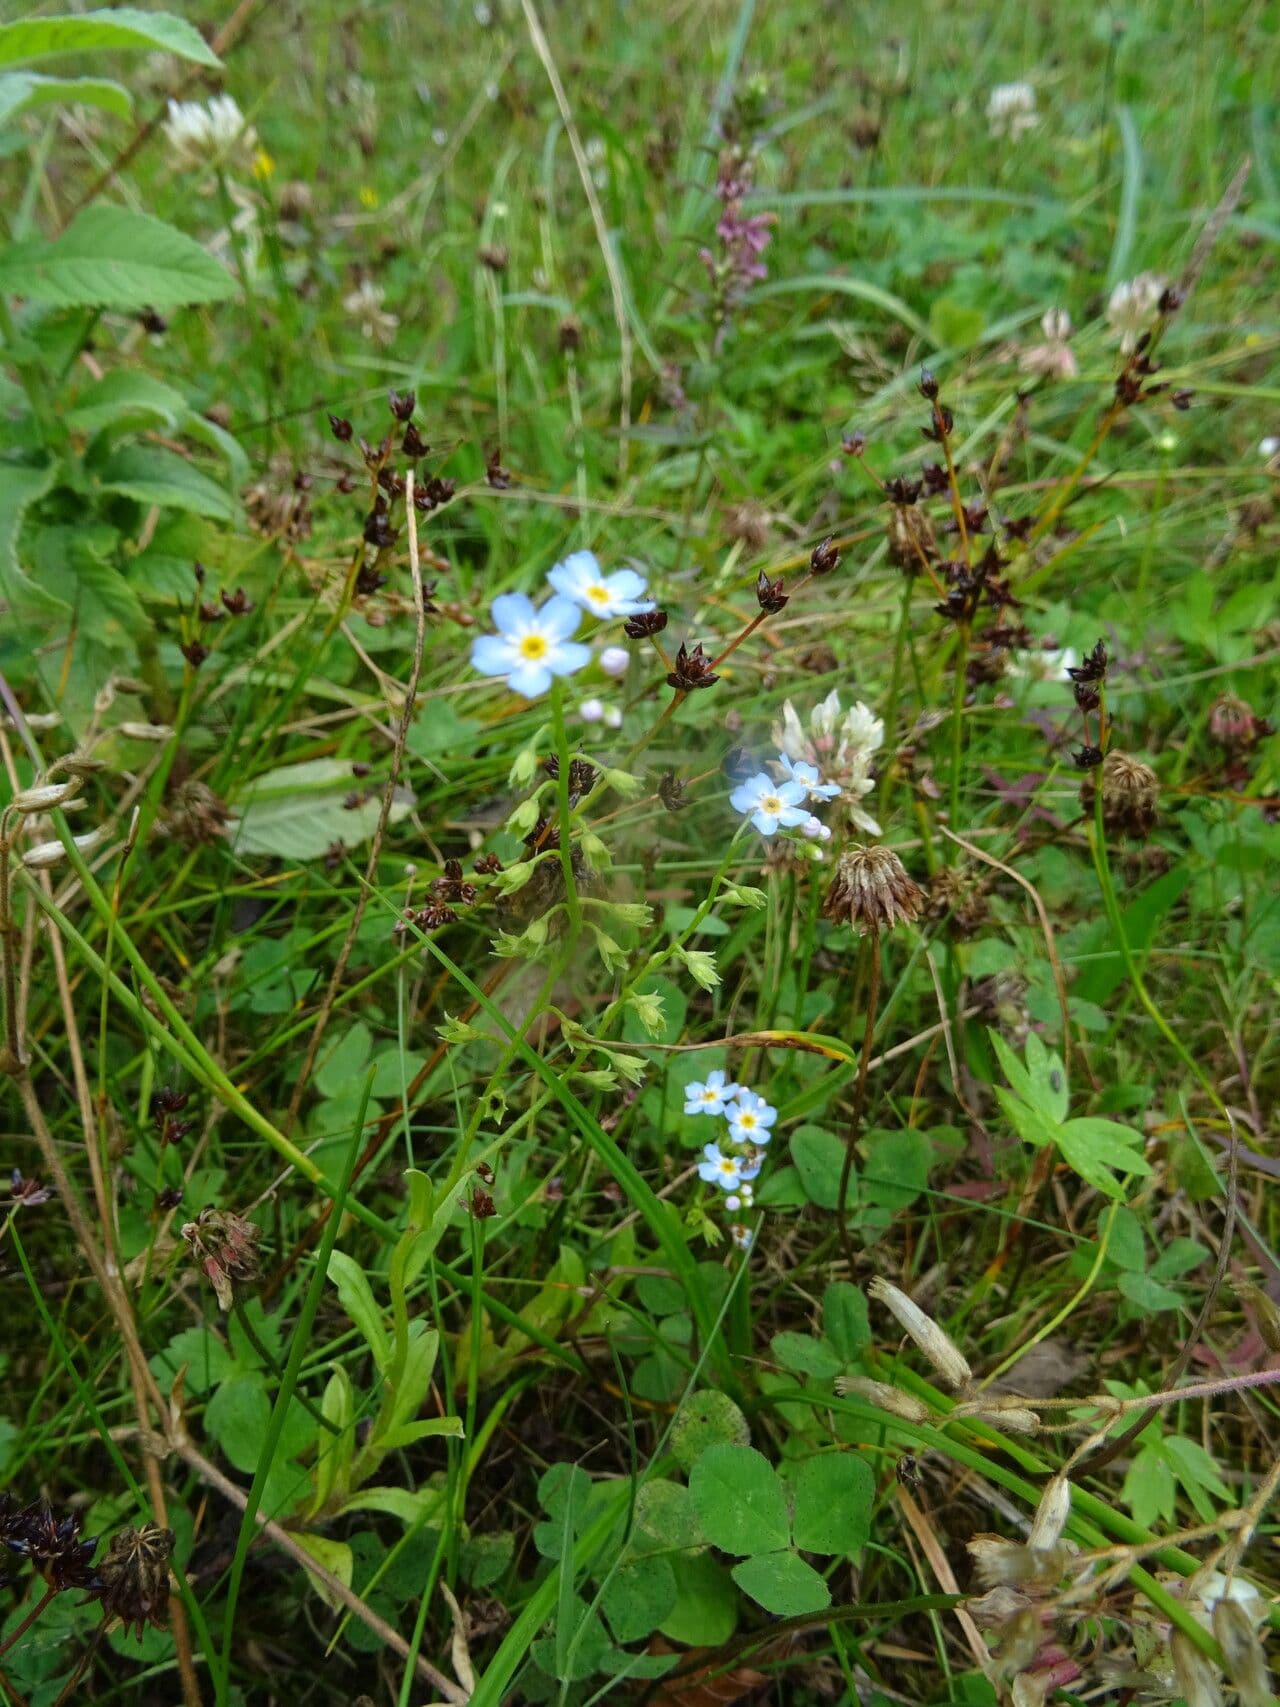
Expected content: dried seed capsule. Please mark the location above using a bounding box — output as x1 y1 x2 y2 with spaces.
868 1276 971 1388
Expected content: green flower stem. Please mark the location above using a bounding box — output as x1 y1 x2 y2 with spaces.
551 678 582 939
21 858 394 1243
877 572 915 822
215 1084 369 1706
774 1385 1223 1664
1087 807 1226 1117
597 828 745 1033
946 621 969 863
404 912 738 1390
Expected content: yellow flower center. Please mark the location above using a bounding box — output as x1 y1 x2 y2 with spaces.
739 1113 757 1129
519 634 549 660
588 585 610 604
761 795 782 813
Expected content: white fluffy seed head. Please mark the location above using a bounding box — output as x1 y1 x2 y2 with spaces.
868 1276 972 1389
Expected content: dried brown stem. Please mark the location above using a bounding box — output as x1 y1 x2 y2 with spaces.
284 468 430 1131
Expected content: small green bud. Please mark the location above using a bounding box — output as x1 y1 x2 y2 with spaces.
559 1017 592 1054
492 915 549 959
490 860 535 897
593 900 651 929
626 989 666 1038
601 767 643 798
589 924 628 974
508 733 546 788
721 884 768 909
675 945 720 992
579 830 611 867
576 1067 618 1092
437 1012 489 1045
606 1050 646 1086
507 798 541 836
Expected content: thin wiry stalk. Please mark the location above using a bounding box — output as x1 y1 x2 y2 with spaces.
837 930 880 1269
284 466 431 1128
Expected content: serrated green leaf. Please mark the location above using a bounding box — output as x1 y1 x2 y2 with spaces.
0 72 130 126
0 10 220 70
1123 1440 1176 1526
994 1086 1056 1148
230 758 415 859
1057 1117 1151 1199
0 208 234 309
689 1444 788 1555
731 1549 831 1616
989 1028 1037 1107
204 1373 271 1474
94 444 240 523
1023 1030 1069 1121
0 459 66 624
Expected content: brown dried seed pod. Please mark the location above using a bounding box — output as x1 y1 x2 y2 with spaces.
1080 750 1159 839
824 846 926 936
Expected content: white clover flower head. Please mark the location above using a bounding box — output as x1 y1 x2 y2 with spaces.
729 771 808 836
546 550 653 620
1106 272 1166 353
697 1143 743 1190
579 698 605 724
343 279 399 343
163 94 257 170
1021 306 1078 380
730 1222 754 1251
774 699 809 763
774 691 883 772
728 1090 776 1145
470 592 591 699
684 1069 741 1117
986 82 1038 140
778 753 841 801
599 644 630 677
